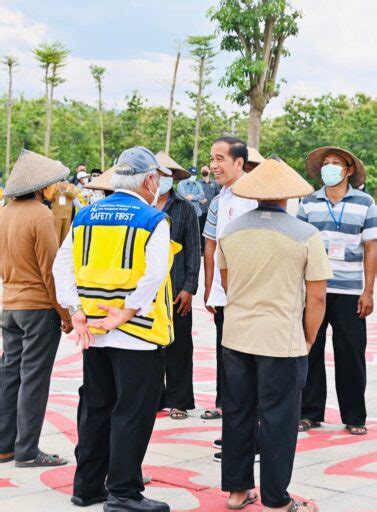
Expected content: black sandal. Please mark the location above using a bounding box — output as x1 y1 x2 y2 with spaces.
298 419 321 432
15 451 68 467
200 409 222 420
346 425 368 435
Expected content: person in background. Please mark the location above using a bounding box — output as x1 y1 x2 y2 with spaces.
177 166 205 219
69 163 87 185
156 164 201 420
90 168 102 180
88 169 105 204
0 149 72 467
298 146 377 436
51 180 77 246
219 155 331 512
244 147 265 173
74 170 92 210
198 165 220 255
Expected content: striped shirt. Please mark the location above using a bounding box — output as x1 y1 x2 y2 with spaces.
297 185 377 295
203 194 220 241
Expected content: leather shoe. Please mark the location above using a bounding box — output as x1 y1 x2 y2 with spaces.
104 494 170 511
71 490 108 507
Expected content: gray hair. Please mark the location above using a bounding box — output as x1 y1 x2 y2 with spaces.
110 170 157 191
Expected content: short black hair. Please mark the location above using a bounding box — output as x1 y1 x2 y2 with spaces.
213 136 248 170
15 192 36 200
90 168 102 175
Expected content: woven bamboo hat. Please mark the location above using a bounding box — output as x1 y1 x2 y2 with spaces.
85 165 117 192
155 151 190 181
4 149 69 198
232 155 314 200
305 146 366 188
247 147 265 164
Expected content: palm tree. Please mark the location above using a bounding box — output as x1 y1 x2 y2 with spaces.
2 56 19 179
90 65 106 171
34 42 69 155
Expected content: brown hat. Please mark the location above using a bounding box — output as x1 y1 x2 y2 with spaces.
155 151 190 181
232 155 314 201
247 147 265 164
4 149 69 198
305 146 366 188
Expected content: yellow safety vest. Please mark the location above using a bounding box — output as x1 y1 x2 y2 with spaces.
72 192 181 346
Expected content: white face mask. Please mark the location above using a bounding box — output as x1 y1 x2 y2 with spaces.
159 177 173 195
149 176 160 206
189 175 197 183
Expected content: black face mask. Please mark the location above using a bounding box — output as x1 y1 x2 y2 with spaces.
202 171 209 178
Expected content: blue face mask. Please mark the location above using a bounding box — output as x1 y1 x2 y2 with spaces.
159 177 173 195
189 175 197 183
321 164 346 187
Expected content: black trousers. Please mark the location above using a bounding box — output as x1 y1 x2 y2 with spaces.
301 293 367 425
199 213 207 254
221 347 307 508
214 306 224 408
73 346 165 500
0 309 61 461
160 305 195 410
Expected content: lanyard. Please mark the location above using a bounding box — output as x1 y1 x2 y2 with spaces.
326 200 346 231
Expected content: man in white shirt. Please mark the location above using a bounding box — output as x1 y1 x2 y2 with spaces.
202 137 257 456
53 147 173 512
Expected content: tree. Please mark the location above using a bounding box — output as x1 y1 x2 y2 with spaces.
2 56 19 179
165 50 181 155
187 35 216 167
34 41 69 155
209 0 301 149
90 65 106 171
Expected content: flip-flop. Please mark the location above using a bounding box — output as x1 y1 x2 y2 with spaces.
288 499 319 511
15 451 67 467
298 419 321 432
169 408 188 420
200 409 222 420
227 490 258 510
345 425 368 435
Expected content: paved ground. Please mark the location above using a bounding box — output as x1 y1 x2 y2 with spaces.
1 274 377 512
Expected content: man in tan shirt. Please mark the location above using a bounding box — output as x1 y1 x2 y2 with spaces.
218 156 332 512
51 180 77 246
0 150 72 467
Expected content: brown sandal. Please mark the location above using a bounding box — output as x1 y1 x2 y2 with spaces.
169 408 188 420
15 451 67 467
299 419 321 432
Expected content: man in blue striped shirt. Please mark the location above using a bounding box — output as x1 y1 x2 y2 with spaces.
298 146 377 435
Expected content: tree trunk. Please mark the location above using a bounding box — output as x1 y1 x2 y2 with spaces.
248 104 263 150
5 64 13 180
193 56 205 168
165 51 181 154
99 84 105 171
43 66 51 156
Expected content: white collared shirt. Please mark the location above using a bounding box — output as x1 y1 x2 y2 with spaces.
204 178 258 306
53 189 170 350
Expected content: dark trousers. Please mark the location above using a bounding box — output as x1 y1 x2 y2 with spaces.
0 309 61 461
199 213 207 254
160 305 195 410
74 346 165 500
214 306 224 408
301 293 367 425
221 347 307 508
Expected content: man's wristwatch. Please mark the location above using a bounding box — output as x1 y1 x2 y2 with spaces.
68 305 83 317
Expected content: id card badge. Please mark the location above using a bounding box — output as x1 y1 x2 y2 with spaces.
328 240 346 260
59 195 67 206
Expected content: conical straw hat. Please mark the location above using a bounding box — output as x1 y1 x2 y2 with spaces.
247 147 265 164
232 155 314 201
85 165 117 192
305 146 366 188
4 149 69 198
155 151 190 181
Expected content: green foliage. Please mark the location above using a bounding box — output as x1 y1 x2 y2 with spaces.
209 0 301 108
0 92 375 198
90 65 106 90
33 41 69 88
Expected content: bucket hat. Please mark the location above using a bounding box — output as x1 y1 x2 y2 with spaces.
305 146 366 188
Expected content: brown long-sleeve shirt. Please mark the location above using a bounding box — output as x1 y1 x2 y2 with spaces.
0 198 69 320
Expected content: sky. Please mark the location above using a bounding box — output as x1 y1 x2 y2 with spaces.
0 0 376 118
